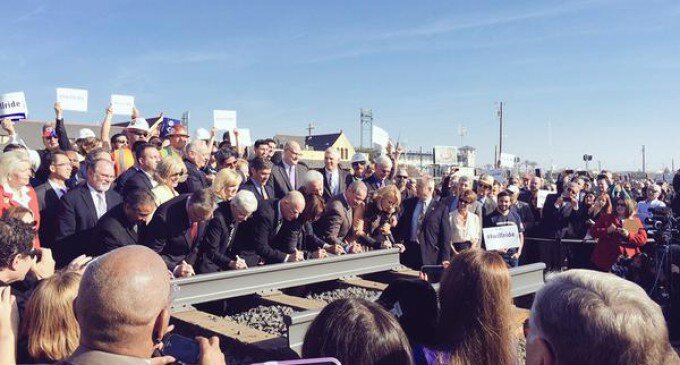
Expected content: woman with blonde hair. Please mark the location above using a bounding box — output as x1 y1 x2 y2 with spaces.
428 249 515 365
0 150 41 247
19 271 81 363
152 156 187 206
355 185 402 250
211 169 242 203
234 159 249 181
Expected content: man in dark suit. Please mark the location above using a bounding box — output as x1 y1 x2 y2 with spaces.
476 174 498 216
320 147 350 202
363 155 394 200
55 159 122 267
395 175 452 270
542 181 589 270
195 190 259 274
35 151 72 249
92 189 156 256
240 157 275 204
177 141 209 194
316 181 368 255
143 189 216 277
440 175 483 218
121 143 160 195
269 141 308 199
230 191 306 266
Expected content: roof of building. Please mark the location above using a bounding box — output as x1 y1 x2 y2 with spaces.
304 132 342 151
273 134 306 148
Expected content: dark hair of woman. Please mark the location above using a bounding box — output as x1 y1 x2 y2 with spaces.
302 297 414 365
436 249 514 365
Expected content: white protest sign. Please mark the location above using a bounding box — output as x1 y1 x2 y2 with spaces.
536 189 551 209
487 169 505 184
238 128 253 146
483 224 521 251
372 125 390 149
0 92 28 120
110 94 135 115
56 88 88 112
213 110 237 130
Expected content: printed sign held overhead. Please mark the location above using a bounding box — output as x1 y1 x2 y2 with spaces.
213 110 237 130
0 92 28 120
56 88 88 112
110 94 135 115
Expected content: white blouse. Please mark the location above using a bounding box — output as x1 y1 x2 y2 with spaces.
449 210 482 247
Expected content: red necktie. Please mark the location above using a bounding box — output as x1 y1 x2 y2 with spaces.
190 222 198 245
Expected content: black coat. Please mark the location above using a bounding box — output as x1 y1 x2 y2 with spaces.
230 200 295 266
34 182 63 249
395 197 452 269
143 194 207 271
114 167 139 194
240 178 275 205
195 202 239 274
320 168 350 203
55 184 122 267
269 162 308 199
177 159 208 194
121 169 154 195
92 204 145 256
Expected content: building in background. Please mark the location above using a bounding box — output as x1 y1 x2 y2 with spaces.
274 131 355 169
458 145 476 168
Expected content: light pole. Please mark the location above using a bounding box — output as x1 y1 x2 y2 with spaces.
583 154 593 171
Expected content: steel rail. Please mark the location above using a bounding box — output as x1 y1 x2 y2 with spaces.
171 248 403 311
285 262 547 355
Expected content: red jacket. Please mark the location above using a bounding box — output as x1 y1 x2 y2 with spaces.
591 213 646 271
0 184 41 248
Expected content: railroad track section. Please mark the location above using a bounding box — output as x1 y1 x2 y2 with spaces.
169 249 546 358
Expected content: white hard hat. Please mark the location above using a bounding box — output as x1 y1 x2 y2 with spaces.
195 128 211 140
77 128 96 140
127 117 150 132
350 152 367 164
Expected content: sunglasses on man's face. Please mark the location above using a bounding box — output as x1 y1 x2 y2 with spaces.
352 162 366 167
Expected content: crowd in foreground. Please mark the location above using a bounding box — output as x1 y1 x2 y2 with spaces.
0 104 678 364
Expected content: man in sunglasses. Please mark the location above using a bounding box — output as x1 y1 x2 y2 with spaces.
112 112 150 177
476 174 497 217
347 152 367 186
160 125 189 159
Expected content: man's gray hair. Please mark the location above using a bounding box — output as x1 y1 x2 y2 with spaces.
347 181 367 194
231 190 258 214
531 270 677 365
324 147 340 159
374 155 393 169
304 170 323 186
185 140 205 154
417 175 435 189
284 140 301 151
284 190 306 206
458 175 471 185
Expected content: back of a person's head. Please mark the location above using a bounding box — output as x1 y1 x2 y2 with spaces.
76 246 171 352
530 269 680 365
377 278 439 347
21 271 82 362
437 249 514 365
302 298 413 365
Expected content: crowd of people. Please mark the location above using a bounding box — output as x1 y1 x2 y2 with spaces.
0 104 678 364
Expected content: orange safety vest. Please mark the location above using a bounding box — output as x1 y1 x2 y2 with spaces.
111 147 135 177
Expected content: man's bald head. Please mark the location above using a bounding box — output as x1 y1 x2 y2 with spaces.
77 246 171 350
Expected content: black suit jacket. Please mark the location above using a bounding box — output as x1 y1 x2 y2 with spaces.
114 167 139 194
92 204 144 256
269 162 308 199
55 184 122 267
177 159 208 194
195 202 239 274
34 182 63 249
143 194 207 271
395 197 452 269
231 200 291 266
122 169 154 195
240 179 275 205
320 168 350 202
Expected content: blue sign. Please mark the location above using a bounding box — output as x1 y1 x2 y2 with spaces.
160 118 182 138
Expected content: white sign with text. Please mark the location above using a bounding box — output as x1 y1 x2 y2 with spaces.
56 88 88 112
213 110 237 130
110 94 135 115
483 224 521 251
536 189 551 209
0 92 28 120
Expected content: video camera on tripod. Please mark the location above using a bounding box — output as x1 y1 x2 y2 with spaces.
645 206 679 244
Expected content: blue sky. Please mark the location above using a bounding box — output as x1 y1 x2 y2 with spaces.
3 0 680 172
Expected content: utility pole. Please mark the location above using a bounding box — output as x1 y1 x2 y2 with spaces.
497 102 503 168
598 160 602 171
306 122 316 137
494 145 498 169
642 145 646 172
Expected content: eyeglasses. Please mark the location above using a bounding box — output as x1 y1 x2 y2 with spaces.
479 184 492 189
131 131 148 137
286 149 301 157
395 175 408 179
43 135 58 140
352 162 366 167
459 200 471 205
